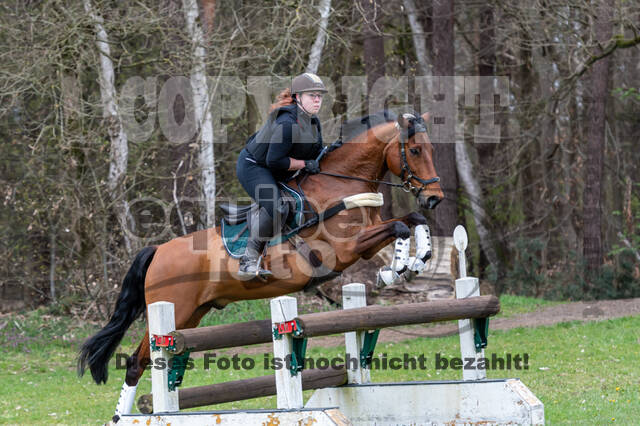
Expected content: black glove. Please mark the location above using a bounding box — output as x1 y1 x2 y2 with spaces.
303 159 321 174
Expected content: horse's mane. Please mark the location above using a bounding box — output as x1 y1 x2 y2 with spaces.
340 110 397 144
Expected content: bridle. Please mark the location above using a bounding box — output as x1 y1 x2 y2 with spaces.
396 113 440 196
312 113 440 198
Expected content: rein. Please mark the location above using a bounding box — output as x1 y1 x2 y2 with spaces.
313 114 440 196
316 170 407 189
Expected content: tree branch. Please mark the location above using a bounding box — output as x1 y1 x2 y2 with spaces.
564 35 640 85
617 232 640 263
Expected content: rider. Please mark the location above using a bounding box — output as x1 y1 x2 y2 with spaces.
236 72 328 278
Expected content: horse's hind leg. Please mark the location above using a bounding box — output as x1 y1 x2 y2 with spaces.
113 331 151 421
113 304 214 419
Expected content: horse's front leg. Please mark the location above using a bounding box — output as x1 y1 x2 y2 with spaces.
354 219 412 259
398 211 428 227
352 212 427 259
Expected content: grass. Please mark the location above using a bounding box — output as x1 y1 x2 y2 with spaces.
496 293 561 317
199 299 271 327
0 295 638 424
197 296 333 328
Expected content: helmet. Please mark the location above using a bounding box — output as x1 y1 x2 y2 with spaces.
291 73 328 95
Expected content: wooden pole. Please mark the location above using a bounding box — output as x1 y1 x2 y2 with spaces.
171 296 500 354
295 296 499 338
170 319 272 355
137 366 347 414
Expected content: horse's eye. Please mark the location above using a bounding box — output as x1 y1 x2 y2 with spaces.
410 148 420 156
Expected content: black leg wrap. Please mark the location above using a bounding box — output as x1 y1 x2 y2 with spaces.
405 211 427 226
124 354 139 386
392 222 411 239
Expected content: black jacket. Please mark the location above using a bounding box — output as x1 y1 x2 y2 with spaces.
246 104 323 170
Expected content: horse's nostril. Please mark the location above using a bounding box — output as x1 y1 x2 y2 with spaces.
427 196 442 209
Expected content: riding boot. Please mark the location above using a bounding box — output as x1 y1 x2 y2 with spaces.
238 207 274 278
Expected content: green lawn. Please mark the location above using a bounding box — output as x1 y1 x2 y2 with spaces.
1 295 639 424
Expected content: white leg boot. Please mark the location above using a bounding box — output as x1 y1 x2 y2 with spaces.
114 382 138 420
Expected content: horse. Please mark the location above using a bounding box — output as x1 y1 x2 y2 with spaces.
77 111 444 418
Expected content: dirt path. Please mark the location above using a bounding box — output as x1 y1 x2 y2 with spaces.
213 298 640 357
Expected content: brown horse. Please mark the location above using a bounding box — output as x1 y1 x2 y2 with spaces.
77 111 443 416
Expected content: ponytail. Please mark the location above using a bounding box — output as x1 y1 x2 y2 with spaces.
269 88 295 112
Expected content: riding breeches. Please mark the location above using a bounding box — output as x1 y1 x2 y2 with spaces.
236 148 289 220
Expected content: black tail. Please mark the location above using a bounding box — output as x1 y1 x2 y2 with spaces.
77 246 157 384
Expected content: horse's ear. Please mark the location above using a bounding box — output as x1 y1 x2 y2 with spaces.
397 114 410 129
421 112 430 123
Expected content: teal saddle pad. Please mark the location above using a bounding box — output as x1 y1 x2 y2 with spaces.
221 184 305 258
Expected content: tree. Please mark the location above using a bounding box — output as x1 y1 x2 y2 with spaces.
432 0 458 237
403 0 430 76
183 0 216 228
83 0 133 254
583 0 614 277
307 0 332 74
2 0 639 312
358 0 393 219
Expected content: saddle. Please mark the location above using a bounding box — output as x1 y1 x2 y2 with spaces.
220 183 385 279
219 183 305 258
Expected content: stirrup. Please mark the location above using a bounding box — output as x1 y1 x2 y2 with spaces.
238 255 272 280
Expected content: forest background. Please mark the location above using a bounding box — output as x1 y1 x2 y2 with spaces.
1 0 639 317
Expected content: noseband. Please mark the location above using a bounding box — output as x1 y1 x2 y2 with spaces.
396 114 440 197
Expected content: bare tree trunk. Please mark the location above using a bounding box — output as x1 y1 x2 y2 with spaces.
455 141 500 276
583 0 613 276
432 0 457 237
417 2 434 66
173 160 188 236
359 0 385 94
83 0 132 254
472 4 504 276
475 4 496 162
358 0 393 219
407 0 487 265
403 0 430 76
562 92 579 251
200 0 216 37
183 0 216 228
307 0 332 74
49 226 56 302
516 26 540 242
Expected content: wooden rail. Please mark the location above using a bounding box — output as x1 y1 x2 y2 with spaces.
170 295 500 354
138 366 348 414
